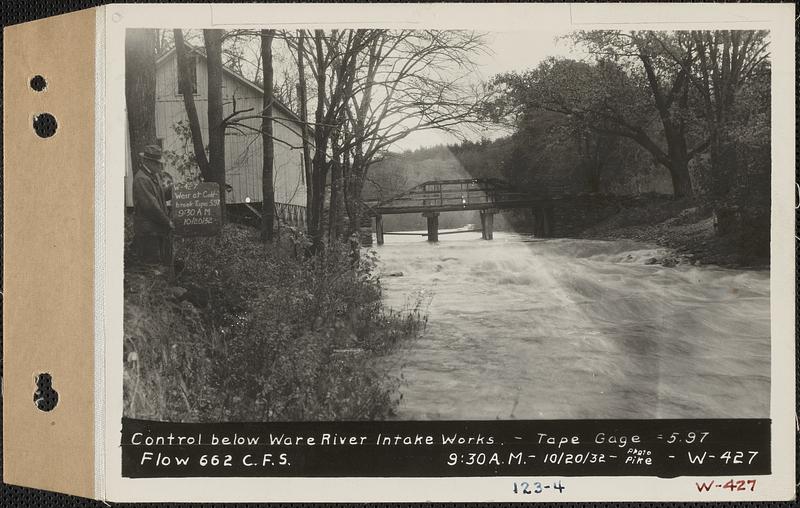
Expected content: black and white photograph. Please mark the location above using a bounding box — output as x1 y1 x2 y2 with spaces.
1 2 794 504
122 24 772 426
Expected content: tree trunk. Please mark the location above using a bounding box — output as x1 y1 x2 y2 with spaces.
310 30 329 252
328 118 342 244
346 156 366 239
665 125 694 199
260 29 276 242
125 29 157 173
667 157 693 199
328 154 343 244
638 48 697 199
337 140 350 237
295 31 313 235
204 29 226 222
709 131 737 198
174 29 212 182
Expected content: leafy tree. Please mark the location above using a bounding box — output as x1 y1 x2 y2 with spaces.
489 30 770 200
491 35 706 198
655 30 770 197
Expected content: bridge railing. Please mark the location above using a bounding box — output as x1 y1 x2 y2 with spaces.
367 179 574 213
397 180 514 208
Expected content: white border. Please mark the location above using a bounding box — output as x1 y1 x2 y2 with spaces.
101 3 796 502
93 5 107 501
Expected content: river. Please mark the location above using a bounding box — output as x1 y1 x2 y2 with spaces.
377 229 770 420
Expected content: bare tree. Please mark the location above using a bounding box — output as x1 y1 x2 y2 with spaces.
174 29 213 182
176 29 488 247
279 30 490 246
204 29 227 221
341 30 490 238
301 29 375 251
154 29 172 56
295 30 314 228
261 29 276 242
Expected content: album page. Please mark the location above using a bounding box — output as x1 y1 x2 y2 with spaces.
100 3 795 502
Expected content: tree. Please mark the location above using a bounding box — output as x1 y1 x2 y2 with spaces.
573 128 618 193
340 30 490 238
295 31 314 234
125 28 157 172
656 30 770 196
301 29 375 251
196 29 489 248
491 31 710 198
204 29 227 221
260 29 276 242
154 29 173 56
174 29 213 182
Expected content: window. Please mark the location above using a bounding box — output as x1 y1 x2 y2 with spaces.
176 55 198 95
299 153 305 185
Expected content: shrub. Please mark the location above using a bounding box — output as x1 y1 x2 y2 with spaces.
124 223 425 422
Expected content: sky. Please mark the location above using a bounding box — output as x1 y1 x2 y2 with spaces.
392 29 574 151
201 27 578 152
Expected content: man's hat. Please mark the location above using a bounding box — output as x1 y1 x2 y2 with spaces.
140 144 164 163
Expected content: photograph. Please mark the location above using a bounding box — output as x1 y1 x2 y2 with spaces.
122 25 771 424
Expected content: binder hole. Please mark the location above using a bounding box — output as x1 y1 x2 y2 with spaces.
33 373 59 412
33 113 57 138
30 75 47 92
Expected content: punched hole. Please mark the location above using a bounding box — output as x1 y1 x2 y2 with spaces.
33 373 59 412
33 113 57 138
30 75 47 92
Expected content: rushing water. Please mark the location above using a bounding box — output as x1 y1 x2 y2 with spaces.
377 229 770 420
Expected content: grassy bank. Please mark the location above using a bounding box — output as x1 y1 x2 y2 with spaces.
123 223 426 422
579 195 770 269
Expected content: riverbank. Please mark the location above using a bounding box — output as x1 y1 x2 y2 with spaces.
123 223 425 422
578 196 769 269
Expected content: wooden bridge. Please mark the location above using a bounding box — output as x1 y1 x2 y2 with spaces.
365 178 561 244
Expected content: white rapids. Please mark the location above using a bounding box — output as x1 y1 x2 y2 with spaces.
376 229 770 420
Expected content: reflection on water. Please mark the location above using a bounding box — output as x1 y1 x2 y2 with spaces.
377 230 770 420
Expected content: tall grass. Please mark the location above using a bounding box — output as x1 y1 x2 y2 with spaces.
123 224 426 422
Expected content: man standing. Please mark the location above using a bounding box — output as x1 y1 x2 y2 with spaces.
133 145 173 264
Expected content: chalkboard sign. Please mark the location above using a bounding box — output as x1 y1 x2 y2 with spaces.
172 182 222 237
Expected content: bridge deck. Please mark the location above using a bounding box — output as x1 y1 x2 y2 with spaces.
365 178 563 215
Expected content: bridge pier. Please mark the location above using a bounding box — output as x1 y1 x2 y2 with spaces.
375 215 384 245
480 209 495 240
532 206 554 237
423 211 439 242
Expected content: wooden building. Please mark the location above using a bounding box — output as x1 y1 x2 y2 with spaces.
125 46 308 227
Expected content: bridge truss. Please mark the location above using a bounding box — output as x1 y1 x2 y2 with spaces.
367 178 560 215
364 178 561 243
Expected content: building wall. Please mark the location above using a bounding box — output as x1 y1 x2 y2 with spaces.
126 52 307 208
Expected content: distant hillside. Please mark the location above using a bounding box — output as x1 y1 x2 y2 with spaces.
363 122 677 232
